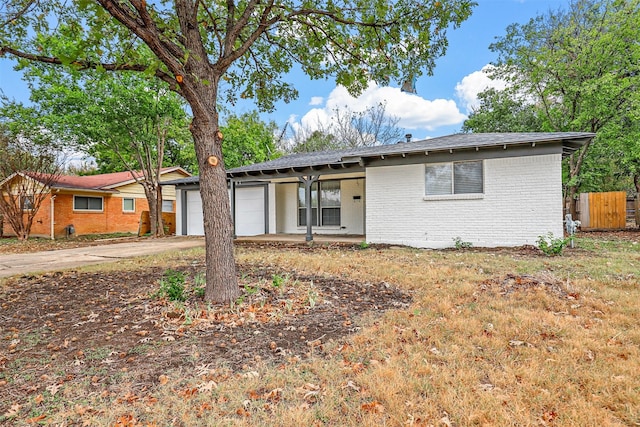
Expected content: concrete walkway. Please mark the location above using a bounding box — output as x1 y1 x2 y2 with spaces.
0 234 364 279
0 237 205 279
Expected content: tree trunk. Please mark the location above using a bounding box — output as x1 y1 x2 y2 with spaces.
191 114 240 303
143 184 159 237
155 184 165 236
567 140 592 220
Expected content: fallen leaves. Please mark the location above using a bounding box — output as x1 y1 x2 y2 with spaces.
25 413 47 423
361 400 385 414
3 403 21 418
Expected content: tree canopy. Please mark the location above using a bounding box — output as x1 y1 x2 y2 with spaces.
220 111 278 169
1 0 476 302
463 0 640 207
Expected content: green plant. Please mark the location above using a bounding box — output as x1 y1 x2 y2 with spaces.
536 232 570 256
244 283 260 296
272 274 286 289
307 283 319 308
359 240 370 250
193 272 206 298
156 269 187 302
453 237 472 249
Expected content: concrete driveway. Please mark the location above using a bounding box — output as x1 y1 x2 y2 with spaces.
0 237 205 279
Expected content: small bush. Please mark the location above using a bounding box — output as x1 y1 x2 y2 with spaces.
156 269 187 301
536 232 570 256
453 237 472 249
359 240 370 250
272 274 285 289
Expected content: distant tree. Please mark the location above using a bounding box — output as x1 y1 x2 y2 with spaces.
481 0 640 215
332 102 404 147
0 122 64 240
290 130 341 154
220 111 279 169
461 88 545 133
286 102 404 153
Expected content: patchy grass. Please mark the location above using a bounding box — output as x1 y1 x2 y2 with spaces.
1 235 639 426
0 233 139 255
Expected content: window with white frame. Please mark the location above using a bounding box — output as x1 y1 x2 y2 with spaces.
74 196 103 211
425 160 483 196
298 180 341 227
162 199 174 212
122 198 135 212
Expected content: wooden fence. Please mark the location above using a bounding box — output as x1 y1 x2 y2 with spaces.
577 191 628 230
138 211 176 236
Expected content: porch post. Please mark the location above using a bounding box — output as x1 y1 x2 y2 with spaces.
230 179 237 238
299 175 319 242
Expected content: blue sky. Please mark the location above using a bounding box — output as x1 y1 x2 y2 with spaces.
0 0 567 141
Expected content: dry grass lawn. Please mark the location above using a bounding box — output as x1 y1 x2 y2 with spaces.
1 234 639 426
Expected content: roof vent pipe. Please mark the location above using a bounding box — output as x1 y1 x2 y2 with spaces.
405 134 412 143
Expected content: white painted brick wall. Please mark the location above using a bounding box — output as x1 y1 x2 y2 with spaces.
365 154 564 248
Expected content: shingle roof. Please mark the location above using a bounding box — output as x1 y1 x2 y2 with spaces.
229 132 594 174
25 167 190 191
162 132 595 186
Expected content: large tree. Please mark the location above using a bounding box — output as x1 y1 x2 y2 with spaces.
1 0 475 303
482 0 640 216
21 68 195 237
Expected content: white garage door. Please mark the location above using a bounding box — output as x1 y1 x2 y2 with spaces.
186 190 204 236
235 186 265 236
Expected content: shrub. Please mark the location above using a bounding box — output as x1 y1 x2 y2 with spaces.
453 237 472 249
536 232 570 256
156 269 187 301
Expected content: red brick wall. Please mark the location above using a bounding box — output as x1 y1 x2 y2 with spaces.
3 192 153 238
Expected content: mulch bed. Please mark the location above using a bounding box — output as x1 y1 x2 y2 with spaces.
0 258 411 415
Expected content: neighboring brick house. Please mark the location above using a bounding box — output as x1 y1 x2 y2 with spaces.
1 167 190 238
167 133 596 248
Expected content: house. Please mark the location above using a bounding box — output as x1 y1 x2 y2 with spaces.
1 167 191 238
166 133 595 248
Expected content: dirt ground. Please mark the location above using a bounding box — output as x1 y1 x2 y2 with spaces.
1 229 638 424
0 247 411 420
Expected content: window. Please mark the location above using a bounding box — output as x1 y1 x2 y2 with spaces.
425 160 483 196
74 196 103 211
162 200 174 212
298 180 341 227
21 195 34 211
123 198 135 212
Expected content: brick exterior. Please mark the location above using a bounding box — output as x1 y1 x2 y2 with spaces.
2 169 186 239
365 154 564 248
4 192 177 238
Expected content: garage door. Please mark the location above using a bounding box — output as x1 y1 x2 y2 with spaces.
186 190 204 236
235 186 265 236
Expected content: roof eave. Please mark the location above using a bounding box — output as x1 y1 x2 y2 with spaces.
50 186 119 194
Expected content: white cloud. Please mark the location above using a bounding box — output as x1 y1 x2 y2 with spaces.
309 96 324 106
292 83 466 134
455 65 508 113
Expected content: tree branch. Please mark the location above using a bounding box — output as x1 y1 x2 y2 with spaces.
0 0 37 26
0 46 181 92
287 8 402 28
